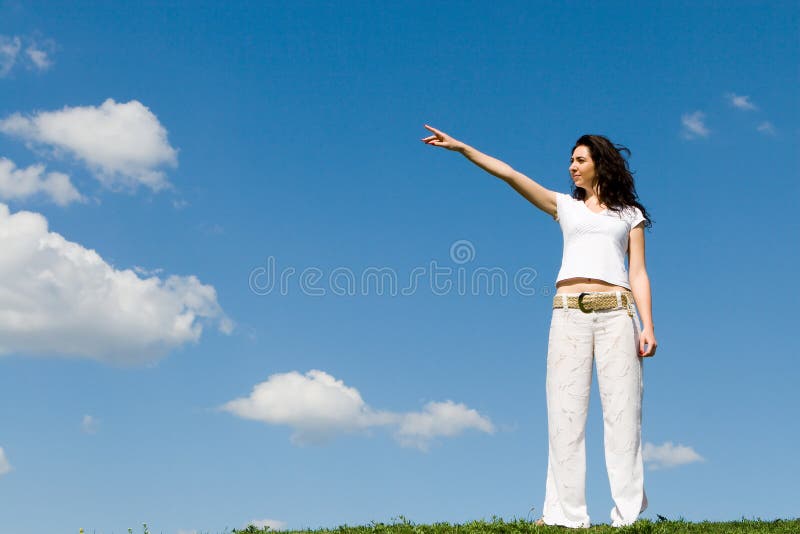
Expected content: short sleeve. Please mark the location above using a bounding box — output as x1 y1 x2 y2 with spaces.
629 206 646 230
553 192 567 222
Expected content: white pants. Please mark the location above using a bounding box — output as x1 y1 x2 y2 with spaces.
542 292 647 528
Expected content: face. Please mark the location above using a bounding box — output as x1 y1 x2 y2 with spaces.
569 145 597 191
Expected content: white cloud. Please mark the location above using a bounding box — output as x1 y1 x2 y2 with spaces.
395 400 496 451
221 369 394 445
725 92 757 111
0 446 11 476
25 42 53 71
757 121 776 135
681 111 710 139
0 34 55 76
0 35 21 77
133 265 165 277
643 441 704 470
81 414 99 434
0 99 178 191
0 203 233 365
221 370 495 450
247 519 287 531
0 156 84 205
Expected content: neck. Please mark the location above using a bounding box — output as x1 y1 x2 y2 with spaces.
582 188 600 203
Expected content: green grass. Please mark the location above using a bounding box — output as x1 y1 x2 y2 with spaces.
227 516 800 534
83 517 800 534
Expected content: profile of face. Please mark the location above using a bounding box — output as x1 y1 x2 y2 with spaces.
569 145 597 191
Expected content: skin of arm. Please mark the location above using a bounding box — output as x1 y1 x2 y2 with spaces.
628 224 658 357
421 125 557 218
459 144 557 217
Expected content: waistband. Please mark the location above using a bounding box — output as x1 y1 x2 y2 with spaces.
552 290 634 316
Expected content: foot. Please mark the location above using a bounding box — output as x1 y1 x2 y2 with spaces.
534 518 546 526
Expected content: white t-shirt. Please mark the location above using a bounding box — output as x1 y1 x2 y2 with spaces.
552 192 646 290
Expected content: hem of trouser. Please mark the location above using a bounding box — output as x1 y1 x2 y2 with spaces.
612 520 635 528
541 516 590 529
610 495 648 527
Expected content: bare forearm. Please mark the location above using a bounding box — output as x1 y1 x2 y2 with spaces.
457 144 555 215
458 143 518 181
630 271 654 331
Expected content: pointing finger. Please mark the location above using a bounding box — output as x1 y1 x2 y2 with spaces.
424 124 444 136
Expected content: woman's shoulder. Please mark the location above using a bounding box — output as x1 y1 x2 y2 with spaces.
618 203 642 216
617 203 646 228
554 191 581 212
555 191 577 203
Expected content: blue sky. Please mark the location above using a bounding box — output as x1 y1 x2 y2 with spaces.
0 1 798 532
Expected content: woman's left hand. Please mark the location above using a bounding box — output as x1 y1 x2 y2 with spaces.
639 328 657 357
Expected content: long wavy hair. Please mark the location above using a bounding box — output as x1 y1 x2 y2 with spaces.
571 134 653 229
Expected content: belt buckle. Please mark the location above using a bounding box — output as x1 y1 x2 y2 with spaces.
577 292 592 313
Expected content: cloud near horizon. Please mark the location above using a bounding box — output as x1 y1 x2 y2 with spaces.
643 441 704 470
0 156 84 205
0 203 232 365
221 369 495 450
0 99 178 191
0 447 10 476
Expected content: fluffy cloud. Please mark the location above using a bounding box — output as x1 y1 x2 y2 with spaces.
0 156 83 205
725 93 757 111
0 35 21 77
0 99 178 191
0 203 232 365
394 400 496 450
247 519 287 531
643 441 704 470
0 446 10 476
221 370 495 450
221 369 394 445
681 111 710 139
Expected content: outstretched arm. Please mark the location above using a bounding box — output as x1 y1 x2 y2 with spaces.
421 124 557 218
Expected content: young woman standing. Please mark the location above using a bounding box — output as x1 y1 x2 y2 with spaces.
421 124 657 528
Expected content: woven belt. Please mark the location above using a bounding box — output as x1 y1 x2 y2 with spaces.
552 291 634 316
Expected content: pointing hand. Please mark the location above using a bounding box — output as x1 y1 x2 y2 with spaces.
421 124 465 152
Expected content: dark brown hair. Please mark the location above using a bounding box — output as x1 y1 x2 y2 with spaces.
571 134 653 229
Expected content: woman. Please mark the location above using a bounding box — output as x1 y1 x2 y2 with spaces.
421 124 657 528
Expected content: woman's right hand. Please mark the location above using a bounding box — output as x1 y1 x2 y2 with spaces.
421 124 465 152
